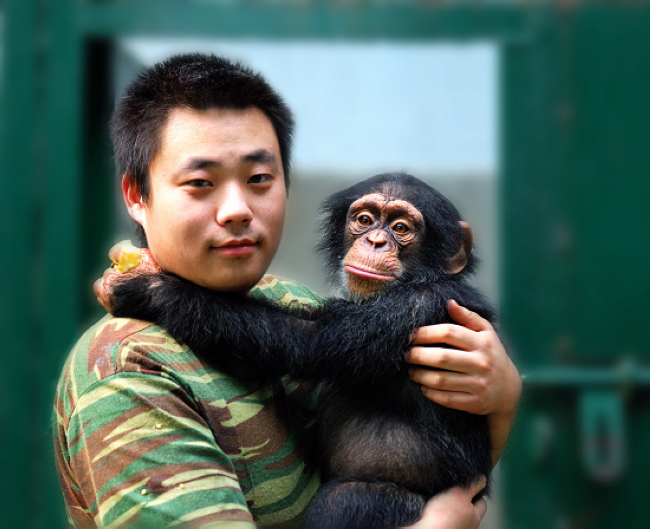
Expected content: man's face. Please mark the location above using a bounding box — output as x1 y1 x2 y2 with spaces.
125 106 286 292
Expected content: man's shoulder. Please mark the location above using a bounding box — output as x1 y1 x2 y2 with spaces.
56 315 197 407
251 274 325 314
56 277 322 410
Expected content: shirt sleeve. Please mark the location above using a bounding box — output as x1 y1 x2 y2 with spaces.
66 372 256 528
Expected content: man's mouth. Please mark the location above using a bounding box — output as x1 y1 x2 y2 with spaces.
212 239 258 257
344 265 395 281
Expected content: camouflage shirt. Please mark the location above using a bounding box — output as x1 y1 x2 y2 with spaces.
53 276 324 528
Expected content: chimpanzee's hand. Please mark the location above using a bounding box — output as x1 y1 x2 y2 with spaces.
93 248 162 314
401 476 487 529
406 300 521 464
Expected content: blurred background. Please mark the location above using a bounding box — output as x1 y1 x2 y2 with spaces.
1 1 650 527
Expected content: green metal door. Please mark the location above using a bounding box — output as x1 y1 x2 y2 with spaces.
4 1 650 527
501 5 650 528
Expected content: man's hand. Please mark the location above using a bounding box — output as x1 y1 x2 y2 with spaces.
93 248 161 314
402 477 487 529
406 299 521 464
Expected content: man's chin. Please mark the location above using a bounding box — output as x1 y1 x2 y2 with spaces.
194 273 264 294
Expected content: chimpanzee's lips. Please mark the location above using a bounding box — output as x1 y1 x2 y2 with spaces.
344 265 395 281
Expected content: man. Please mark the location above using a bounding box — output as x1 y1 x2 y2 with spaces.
54 54 520 528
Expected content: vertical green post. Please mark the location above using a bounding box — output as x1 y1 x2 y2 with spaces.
500 11 569 528
0 0 41 524
35 0 85 526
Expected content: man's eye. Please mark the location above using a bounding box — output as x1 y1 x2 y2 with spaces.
249 174 272 185
392 222 410 234
187 179 212 188
358 215 373 226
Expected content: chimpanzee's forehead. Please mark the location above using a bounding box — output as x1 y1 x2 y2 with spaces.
374 182 408 198
365 180 455 219
370 181 431 206
347 193 424 223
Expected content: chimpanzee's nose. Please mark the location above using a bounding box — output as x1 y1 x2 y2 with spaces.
364 229 391 251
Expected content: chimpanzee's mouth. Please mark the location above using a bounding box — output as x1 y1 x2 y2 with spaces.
344 265 395 281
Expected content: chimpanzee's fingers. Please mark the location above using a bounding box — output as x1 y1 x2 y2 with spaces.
407 346 484 374
93 277 106 309
93 276 103 300
138 248 163 273
447 300 493 333
94 276 114 314
410 323 481 351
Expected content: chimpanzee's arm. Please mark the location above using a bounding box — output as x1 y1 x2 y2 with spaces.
110 272 316 380
309 282 496 385
307 285 435 384
109 274 495 385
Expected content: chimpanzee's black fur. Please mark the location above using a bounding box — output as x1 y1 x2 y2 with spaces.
111 172 497 529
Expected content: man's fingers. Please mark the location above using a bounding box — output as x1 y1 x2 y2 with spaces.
409 368 477 393
419 388 482 413
466 476 489 523
410 324 481 351
447 300 492 333
467 475 487 497
407 347 484 373
473 498 488 521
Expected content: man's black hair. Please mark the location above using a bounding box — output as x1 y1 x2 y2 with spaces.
111 53 295 201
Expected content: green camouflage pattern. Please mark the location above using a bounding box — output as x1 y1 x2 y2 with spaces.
53 276 324 528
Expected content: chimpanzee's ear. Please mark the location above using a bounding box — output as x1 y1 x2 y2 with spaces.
445 221 473 274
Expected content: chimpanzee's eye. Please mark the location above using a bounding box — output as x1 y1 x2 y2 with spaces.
357 215 373 226
392 222 410 234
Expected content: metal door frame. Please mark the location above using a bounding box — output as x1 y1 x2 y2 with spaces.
0 1 545 526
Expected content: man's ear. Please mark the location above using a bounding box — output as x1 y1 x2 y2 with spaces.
122 174 145 226
445 221 473 275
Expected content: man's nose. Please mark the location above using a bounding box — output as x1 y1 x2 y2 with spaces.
216 185 253 226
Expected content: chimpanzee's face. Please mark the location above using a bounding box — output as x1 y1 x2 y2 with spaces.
342 192 425 297
124 106 286 292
